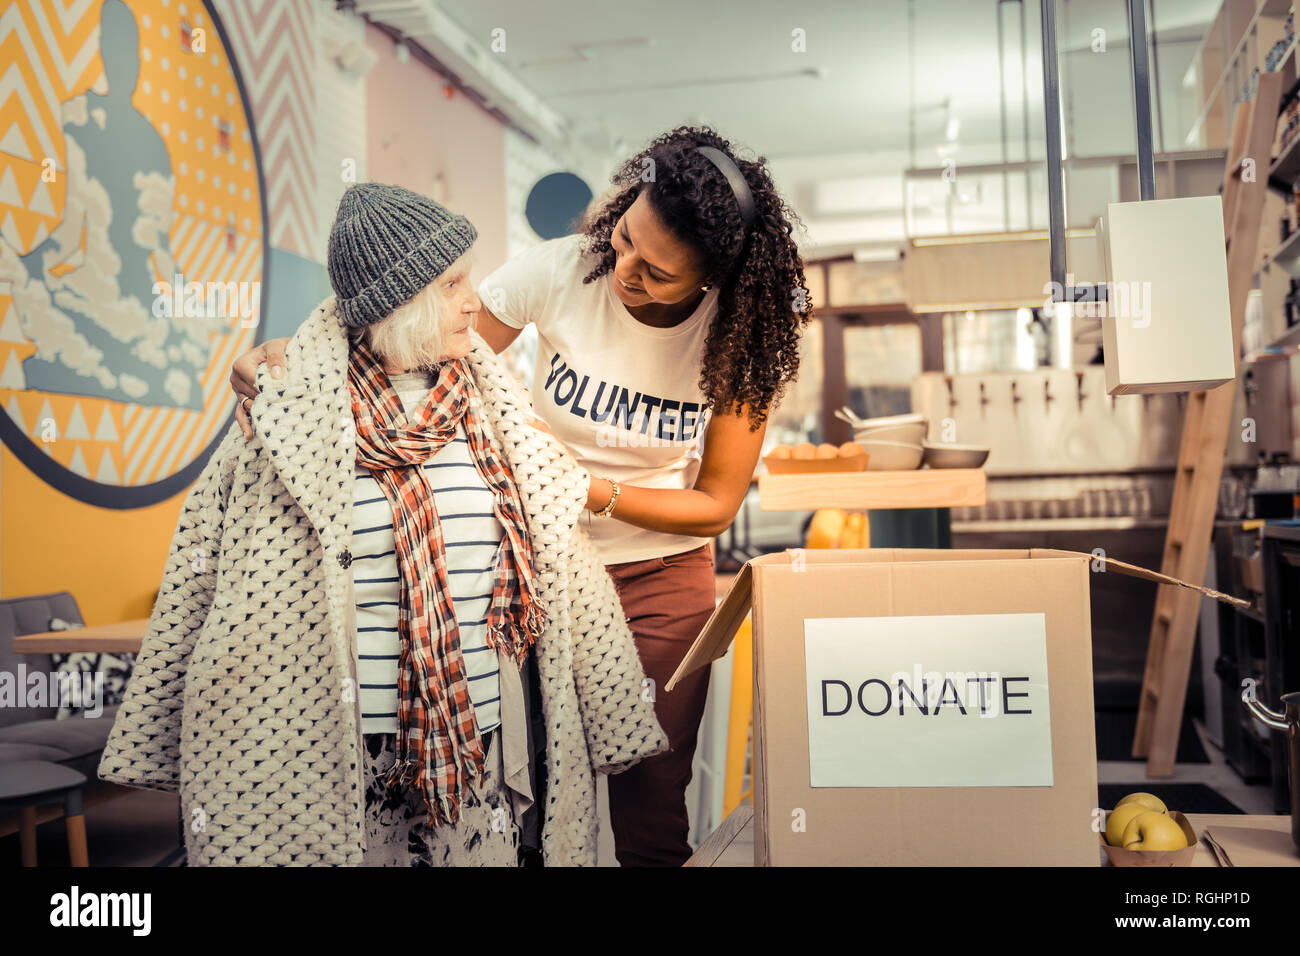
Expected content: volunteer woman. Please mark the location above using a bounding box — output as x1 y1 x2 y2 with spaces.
229 126 812 866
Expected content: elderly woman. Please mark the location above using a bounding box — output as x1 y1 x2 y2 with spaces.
99 183 667 866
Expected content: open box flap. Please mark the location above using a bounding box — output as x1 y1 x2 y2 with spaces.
666 547 1250 691
665 558 756 691
1030 548 1250 609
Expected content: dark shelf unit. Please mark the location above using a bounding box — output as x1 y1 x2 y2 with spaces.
1213 523 1275 786
1261 523 1300 812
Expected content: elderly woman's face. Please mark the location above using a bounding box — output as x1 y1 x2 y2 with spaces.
366 252 482 374
437 257 480 362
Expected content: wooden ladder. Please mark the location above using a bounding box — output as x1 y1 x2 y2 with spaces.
1132 70 1281 776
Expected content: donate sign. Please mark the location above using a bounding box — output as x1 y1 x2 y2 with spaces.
804 613 1053 787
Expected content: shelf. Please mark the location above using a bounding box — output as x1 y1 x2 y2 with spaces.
1188 3 1269 134
1235 602 1267 623
1263 34 1297 99
1188 0 1293 144
1277 34 1299 75
1270 320 1300 347
1264 222 1300 272
1244 318 1300 362
1269 126 1300 184
757 468 987 512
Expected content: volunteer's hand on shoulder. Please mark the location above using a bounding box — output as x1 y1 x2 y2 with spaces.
229 337 574 461
230 338 291 440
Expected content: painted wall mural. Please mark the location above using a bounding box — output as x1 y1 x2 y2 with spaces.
0 0 267 508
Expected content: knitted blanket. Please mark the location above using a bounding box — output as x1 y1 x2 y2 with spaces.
98 296 669 865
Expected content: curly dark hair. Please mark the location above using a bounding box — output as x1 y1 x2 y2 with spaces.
578 126 812 431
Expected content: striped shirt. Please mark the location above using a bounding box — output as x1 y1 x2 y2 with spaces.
351 369 504 736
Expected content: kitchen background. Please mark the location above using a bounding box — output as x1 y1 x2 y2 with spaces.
2 0 1296 800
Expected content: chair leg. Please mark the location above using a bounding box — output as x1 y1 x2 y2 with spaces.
65 788 88 867
18 805 37 866
65 815 88 867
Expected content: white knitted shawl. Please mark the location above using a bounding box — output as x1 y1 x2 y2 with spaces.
98 296 669 866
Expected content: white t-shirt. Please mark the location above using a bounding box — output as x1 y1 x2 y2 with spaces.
478 234 717 566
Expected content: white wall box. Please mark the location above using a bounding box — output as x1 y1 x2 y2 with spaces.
1100 195 1235 394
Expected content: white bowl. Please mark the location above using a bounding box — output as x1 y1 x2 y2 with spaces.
852 412 926 431
853 422 927 445
921 440 989 469
860 438 925 471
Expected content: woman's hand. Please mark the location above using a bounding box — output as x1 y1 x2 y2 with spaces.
230 338 291 440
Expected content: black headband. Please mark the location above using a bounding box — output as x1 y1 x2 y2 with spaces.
696 146 756 229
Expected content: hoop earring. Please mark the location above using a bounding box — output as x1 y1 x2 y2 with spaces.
701 284 712 292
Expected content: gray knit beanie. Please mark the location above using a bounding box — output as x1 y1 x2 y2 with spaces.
327 182 477 329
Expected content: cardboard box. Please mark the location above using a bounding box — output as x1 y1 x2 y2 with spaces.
763 452 868 475
669 548 1245 867
1099 196 1236 394
1236 553 1264 594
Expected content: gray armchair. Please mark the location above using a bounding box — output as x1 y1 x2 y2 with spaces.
0 592 122 778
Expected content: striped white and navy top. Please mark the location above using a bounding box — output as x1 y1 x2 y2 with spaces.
351 369 505 736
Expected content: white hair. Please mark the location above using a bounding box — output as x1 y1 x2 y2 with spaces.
362 252 472 371
364 282 447 372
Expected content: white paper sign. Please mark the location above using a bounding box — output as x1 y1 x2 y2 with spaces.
804 613 1053 787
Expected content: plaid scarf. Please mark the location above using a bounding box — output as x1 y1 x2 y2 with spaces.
346 335 549 826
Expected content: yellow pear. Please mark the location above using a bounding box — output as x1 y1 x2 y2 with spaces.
1122 811 1188 851
1115 792 1167 815
806 509 847 549
1105 803 1149 847
841 512 866 549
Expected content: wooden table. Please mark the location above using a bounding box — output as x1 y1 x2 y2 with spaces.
1180 813 1298 867
757 468 987 512
12 618 150 655
686 806 1297 867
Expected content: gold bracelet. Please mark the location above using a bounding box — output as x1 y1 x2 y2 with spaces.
593 476 620 518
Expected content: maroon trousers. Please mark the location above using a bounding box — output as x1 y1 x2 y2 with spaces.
604 542 717 867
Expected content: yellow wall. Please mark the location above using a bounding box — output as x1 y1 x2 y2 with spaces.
1 444 187 625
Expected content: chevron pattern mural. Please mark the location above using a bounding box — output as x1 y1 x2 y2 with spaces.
0 0 97 255
0 0 267 502
217 0 317 259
